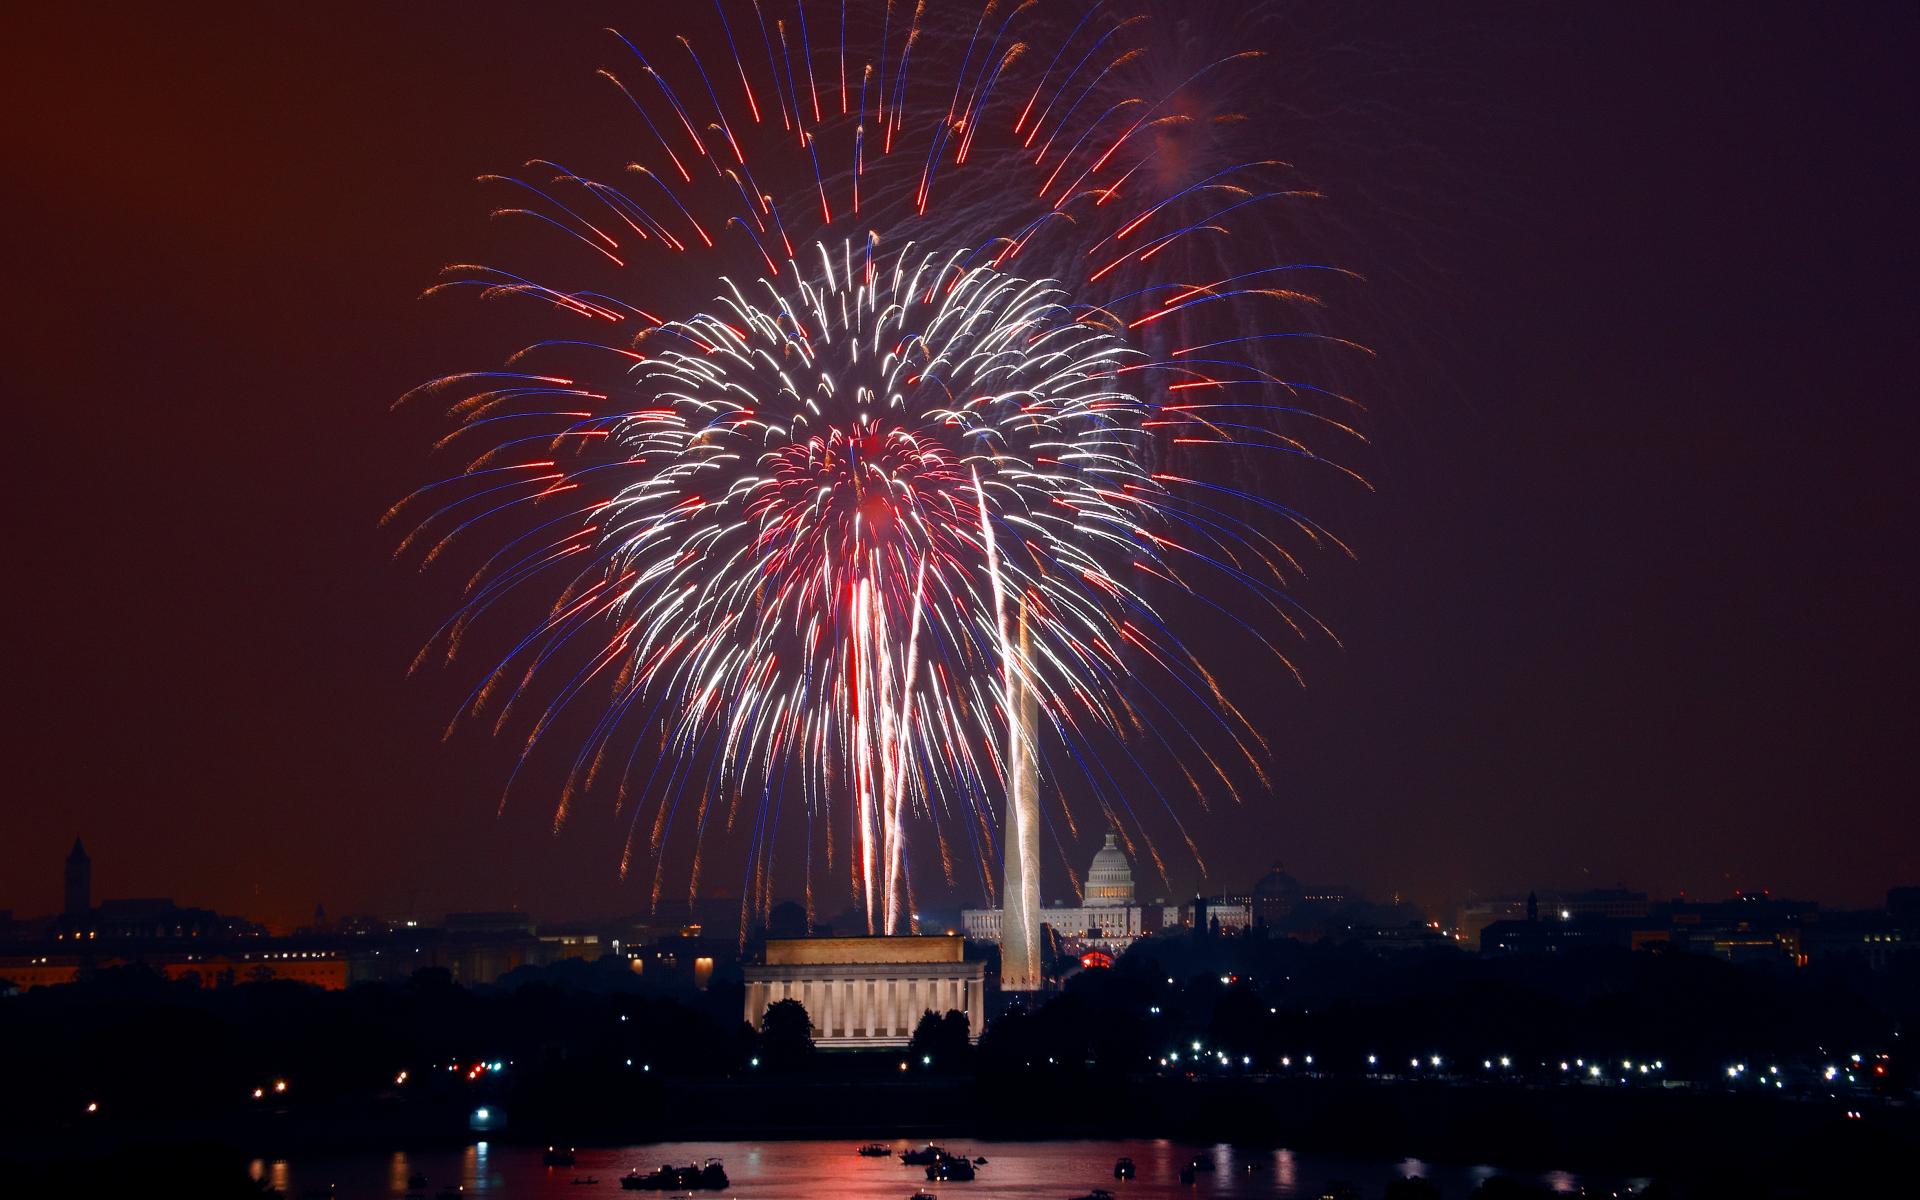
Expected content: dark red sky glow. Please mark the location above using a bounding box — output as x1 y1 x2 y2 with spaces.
3 3 1915 928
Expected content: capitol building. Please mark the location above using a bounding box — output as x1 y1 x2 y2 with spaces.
962 831 1163 952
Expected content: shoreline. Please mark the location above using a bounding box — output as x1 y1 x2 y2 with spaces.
9 1075 1908 1192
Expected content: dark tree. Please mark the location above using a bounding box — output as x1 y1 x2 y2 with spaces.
758 998 814 1070
909 1008 972 1071
939 1009 971 1058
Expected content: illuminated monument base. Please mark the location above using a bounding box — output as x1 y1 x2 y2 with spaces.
743 936 986 1049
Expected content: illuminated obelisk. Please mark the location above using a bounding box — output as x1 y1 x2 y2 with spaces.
1000 598 1043 991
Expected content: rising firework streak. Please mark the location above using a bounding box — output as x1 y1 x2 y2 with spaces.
391 0 1369 936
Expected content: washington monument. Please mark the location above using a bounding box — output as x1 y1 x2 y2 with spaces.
1000 598 1043 990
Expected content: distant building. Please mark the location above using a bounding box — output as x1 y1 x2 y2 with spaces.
64 838 90 917
1249 863 1302 925
1477 890 1825 965
1352 922 1458 952
962 831 1165 953
1665 893 1814 966
1481 916 1636 954
3 861 641 993
54 897 263 944
45 838 261 944
617 927 734 991
742 936 985 1049
1162 895 1254 935
536 929 602 963
1461 887 1651 950
1558 888 1651 920
1459 897 1531 950
1800 911 1915 970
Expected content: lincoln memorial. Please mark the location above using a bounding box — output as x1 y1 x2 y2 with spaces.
742 935 986 1048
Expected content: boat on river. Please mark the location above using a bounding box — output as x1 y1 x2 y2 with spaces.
926 1154 976 1182
619 1158 729 1190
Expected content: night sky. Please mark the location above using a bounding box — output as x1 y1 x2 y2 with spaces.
5 3 1916 929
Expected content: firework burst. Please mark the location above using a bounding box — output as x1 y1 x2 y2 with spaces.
392 0 1367 935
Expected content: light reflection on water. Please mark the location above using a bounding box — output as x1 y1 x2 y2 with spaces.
260 1138 1644 1199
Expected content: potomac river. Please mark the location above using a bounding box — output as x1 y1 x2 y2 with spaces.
250 1137 1645 1198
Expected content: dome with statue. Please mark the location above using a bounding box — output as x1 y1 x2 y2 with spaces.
1252 860 1303 924
1254 861 1302 899
1084 831 1135 904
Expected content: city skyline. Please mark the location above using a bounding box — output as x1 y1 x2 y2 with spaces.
4 826 1907 935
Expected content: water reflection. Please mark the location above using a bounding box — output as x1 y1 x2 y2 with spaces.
267 1137 1625 1199
1275 1147 1298 1187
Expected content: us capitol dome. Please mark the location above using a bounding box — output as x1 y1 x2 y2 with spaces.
962 829 1166 953
1085 831 1136 904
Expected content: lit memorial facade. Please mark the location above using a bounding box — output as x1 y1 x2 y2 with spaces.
742 935 986 1048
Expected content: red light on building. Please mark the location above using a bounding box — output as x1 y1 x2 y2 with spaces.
1079 950 1114 970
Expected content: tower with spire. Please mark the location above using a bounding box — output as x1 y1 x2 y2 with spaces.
64 838 91 917
1000 598 1043 991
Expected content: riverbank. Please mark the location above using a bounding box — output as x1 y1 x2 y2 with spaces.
8 1074 1909 1196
